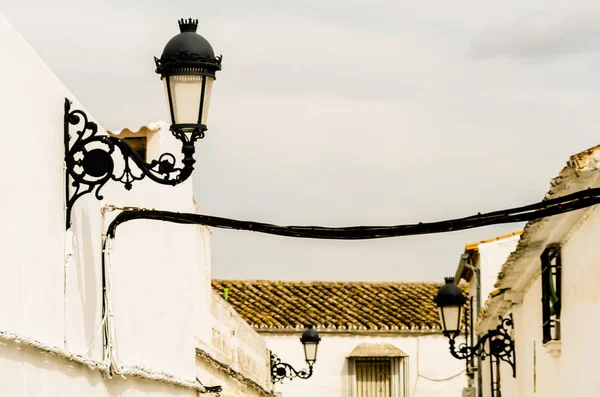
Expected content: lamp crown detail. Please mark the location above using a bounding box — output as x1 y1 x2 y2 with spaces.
178 18 198 33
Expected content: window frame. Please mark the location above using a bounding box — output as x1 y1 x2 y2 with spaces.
541 245 561 344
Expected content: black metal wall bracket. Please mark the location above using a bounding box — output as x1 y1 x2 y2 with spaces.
64 98 204 229
448 316 516 377
270 353 314 383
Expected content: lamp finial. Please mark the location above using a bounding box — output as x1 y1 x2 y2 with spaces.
178 18 198 33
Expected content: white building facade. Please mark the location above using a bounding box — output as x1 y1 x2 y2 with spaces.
475 145 600 397
0 13 271 397
453 232 521 397
213 280 468 397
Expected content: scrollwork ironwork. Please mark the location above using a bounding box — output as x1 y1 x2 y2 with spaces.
64 98 202 229
270 353 314 383
448 317 516 377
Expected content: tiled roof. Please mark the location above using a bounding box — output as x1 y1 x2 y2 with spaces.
211 280 449 332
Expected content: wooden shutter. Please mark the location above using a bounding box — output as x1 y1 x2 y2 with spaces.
355 359 392 397
349 357 408 397
390 357 409 397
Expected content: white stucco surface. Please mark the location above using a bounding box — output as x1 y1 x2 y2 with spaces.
0 338 193 397
461 236 519 397
208 292 271 389
0 11 198 393
475 147 600 397
195 292 272 397
508 205 600 397
263 333 466 397
476 236 519 301
0 13 270 396
0 11 73 349
555 206 600 396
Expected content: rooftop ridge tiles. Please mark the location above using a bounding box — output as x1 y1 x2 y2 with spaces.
211 280 457 332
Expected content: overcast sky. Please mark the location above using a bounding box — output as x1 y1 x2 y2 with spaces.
3 0 600 282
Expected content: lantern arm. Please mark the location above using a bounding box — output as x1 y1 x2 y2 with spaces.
448 317 516 377
270 353 314 383
107 135 194 187
64 99 197 228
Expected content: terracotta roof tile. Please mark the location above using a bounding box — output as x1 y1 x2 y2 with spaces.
211 280 452 332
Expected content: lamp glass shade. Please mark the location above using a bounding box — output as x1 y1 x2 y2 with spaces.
163 74 214 130
303 341 318 363
438 305 462 335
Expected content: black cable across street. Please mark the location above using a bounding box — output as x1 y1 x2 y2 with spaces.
99 186 600 392
106 187 600 240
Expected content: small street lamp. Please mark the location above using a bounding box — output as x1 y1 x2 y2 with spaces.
434 277 467 339
64 18 222 228
300 324 320 364
434 277 516 377
270 325 321 383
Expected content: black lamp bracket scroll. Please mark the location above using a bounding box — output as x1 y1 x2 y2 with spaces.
270 353 314 383
449 316 516 377
64 98 203 229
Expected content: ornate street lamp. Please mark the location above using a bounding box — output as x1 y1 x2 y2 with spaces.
64 18 222 228
270 325 321 383
434 277 516 377
155 18 221 141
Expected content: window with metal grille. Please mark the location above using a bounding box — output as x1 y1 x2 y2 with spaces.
541 245 561 344
349 357 409 397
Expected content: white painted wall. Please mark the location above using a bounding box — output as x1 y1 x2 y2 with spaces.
476 205 600 396
557 206 600 396
470 236 519 397
0 338 193 397
0 11 73 350
196 353 269 397
477 236 520 301
467 236 520 328
101 122 201 378
263 333 466 397
0 12 198 394
506 206 600 397
0 13 270 396
208 292 271 389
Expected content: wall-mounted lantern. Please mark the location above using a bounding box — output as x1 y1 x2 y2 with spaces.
64 18 222 229
270 325 321 383
435 277 467 339
434 277 516 377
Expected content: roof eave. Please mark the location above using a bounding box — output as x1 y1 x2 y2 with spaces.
478 144 600 323
254 328 446 336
